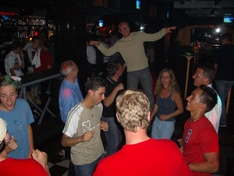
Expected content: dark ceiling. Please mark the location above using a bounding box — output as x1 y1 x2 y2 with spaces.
147 0 234 17
174 0 234 17
0 0 234 17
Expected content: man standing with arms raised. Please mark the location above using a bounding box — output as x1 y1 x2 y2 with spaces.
90 21 176 110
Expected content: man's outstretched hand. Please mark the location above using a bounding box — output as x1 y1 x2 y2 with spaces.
165 26 177 33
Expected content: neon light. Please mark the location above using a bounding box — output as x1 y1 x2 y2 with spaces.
136 0 141 9
0 12 16 16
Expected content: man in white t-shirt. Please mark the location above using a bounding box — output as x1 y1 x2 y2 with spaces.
86 41 97 78
192 63 222 133
4 41 25 76
4 41 39 116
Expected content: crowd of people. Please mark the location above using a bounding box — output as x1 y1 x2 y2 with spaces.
0 20 233 176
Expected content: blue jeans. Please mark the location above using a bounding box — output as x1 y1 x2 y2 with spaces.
101 116 123 156
74 154 104 176
215 80 234 125
151 117 175 139
127 67 154 110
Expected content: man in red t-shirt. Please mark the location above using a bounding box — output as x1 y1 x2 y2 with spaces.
0 118 50 176
93 89 192 176
32 40 53 99
179 85 219 176
34 40 53 73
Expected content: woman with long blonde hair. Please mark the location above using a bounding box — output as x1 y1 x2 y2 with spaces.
150 68 183 139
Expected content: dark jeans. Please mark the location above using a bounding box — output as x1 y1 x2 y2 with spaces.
101 116 123 156
215 79 234 125
127 67 154 110
74 154 104 176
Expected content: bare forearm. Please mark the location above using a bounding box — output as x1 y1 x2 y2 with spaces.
168 108 183 118
10 68 15 76
21 59 25 69
189 161 219 173
169 93 184 118
104 89 119 107
44 165 51 176
61 136 83 147
28 125 34 153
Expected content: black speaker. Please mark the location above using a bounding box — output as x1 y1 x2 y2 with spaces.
226 157 234 176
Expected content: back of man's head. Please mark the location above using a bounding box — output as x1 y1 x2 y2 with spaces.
43 40 52 49
116 89 150 132
196 63 215 84
11 41 23 51
39 29 48 39
221 32 233 43
199 85 217 113
106 61 120 77
85 77 106 94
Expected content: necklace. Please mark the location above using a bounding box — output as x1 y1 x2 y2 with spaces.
89 106 96 117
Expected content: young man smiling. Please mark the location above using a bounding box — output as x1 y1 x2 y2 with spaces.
179 85 219 175
0 76 34 159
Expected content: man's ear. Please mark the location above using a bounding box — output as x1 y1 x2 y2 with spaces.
116 113 120 122
204 77 210 85
200 103 207 112
88 89 93 96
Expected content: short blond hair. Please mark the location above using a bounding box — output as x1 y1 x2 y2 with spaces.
116 89 150 132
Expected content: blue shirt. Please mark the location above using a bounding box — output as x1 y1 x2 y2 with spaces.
0 98 34 159
156 94 176 121
59 78 83 123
